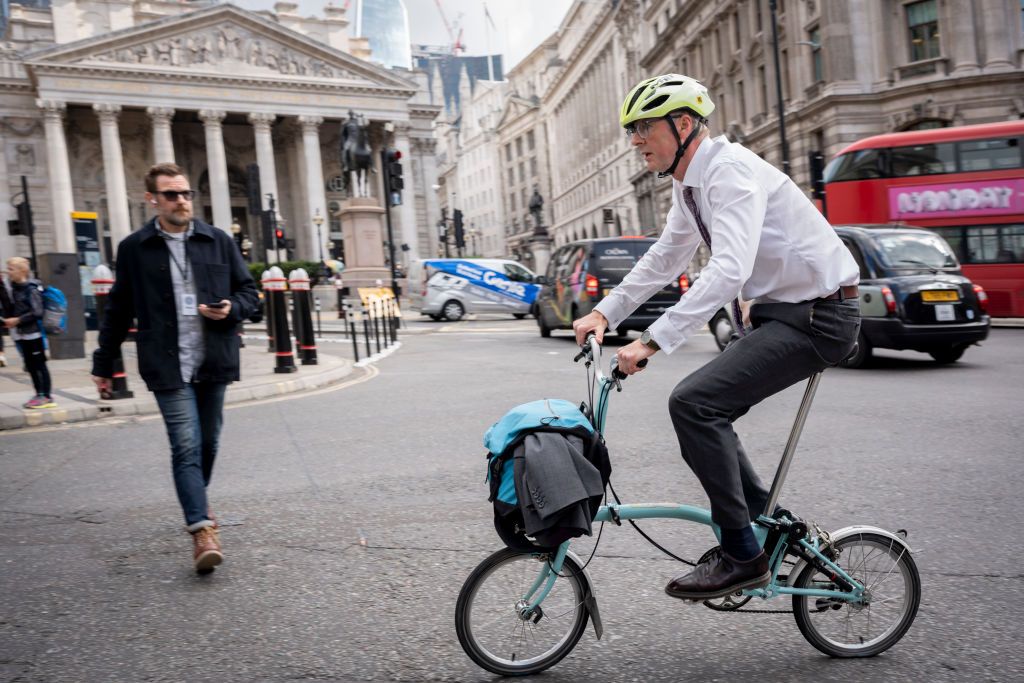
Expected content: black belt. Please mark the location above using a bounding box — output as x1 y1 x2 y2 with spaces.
820 285 859 301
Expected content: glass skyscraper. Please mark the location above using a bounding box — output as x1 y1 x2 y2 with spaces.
352 0 412 70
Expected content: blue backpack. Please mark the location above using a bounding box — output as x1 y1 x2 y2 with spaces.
39 284 68 335
484 398 611 551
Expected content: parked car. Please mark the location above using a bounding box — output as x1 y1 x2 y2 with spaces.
407 258 539 322
707 225 991 366
535 237 689 337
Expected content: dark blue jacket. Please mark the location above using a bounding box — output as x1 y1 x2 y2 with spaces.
8 279 44 337
92 218 258 391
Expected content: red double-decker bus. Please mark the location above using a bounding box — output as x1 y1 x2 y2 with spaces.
823 121 1024 317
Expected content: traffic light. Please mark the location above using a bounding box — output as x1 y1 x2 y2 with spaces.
453 209 465 249
384 148 404 207
275 227 286 250
808 151 826 201
7 201 31 236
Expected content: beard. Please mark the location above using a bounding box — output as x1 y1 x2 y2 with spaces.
164 208 191 227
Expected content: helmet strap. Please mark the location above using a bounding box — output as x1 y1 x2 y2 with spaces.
657 114 702 179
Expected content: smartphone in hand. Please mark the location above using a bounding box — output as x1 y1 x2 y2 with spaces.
205 301 228 309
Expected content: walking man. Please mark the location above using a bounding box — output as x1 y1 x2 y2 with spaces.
574 75 860 599
92 163 258 573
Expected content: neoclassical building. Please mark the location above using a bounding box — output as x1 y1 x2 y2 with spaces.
1 0 441 268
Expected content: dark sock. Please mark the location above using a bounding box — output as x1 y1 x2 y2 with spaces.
720 526 762 561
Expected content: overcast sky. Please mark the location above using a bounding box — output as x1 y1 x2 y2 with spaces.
238 0 575 71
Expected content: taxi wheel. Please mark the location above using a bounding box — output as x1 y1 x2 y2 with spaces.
513 313 526 319
442 300 465 321
840 331 872 368
928 344 966 364
538 312 552 338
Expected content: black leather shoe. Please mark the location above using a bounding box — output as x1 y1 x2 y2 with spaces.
665 549 770 600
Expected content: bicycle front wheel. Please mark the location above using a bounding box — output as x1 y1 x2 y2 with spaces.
792 532 920 658
455 547 590 676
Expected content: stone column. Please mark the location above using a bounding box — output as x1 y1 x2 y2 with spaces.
146 106 176 163
198 109 231 231
37 99 75 254
418 137 440 259
93 104 132 249
247 113 279 211
392 123 418 262
980 0 1014 71
298 115 326 262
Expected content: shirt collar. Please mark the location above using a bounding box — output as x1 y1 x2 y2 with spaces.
156 220 194 241
680 135 721 188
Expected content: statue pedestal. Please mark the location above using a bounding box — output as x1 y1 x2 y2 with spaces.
530 227 552 278
337 197 392 292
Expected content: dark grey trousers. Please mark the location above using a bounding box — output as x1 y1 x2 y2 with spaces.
668 299 861 529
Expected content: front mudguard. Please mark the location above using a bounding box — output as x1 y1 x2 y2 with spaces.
564 549 603 640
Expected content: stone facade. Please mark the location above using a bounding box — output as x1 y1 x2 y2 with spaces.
0 0 441 270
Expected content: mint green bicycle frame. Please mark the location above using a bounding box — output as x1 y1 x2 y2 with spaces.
516 338 866 617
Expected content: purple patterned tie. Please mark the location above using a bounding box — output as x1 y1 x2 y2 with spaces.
683 186 746 337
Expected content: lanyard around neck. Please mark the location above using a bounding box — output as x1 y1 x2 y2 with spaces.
157 222 192 284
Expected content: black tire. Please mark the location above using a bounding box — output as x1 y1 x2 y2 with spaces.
538 310 552 338
840 331 872 368
792 532 921 658
928 344 967 364
442 299 464 322
428 314 443 321
709 308 735 352
513 313 527 320
455 548 590 676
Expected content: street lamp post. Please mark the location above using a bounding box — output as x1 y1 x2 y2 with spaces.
230 218 242 253
312 208 328 280
769 0 791 177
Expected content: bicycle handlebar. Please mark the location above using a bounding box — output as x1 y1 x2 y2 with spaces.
577 333 646 383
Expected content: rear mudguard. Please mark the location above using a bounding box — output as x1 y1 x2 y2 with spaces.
786 525 915 587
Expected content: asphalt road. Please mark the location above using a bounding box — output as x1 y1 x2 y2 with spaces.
1 318 1021 682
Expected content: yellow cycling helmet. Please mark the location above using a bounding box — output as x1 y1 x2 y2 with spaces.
620 74 715 127
620 74 715 177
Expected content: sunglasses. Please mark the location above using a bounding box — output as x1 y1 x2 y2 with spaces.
624 114 684 141
155 189 196 202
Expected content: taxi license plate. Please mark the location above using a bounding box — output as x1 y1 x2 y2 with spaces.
921 290 960 302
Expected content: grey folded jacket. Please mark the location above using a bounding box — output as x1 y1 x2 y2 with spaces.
513 431 605 540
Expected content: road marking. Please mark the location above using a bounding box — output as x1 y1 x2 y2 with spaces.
0 365 380 437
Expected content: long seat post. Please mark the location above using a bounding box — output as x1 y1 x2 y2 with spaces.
763 372 823 518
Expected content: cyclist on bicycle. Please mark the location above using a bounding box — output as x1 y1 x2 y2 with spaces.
573 74 861 600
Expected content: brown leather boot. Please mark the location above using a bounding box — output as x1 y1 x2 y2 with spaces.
665 549 769 600
192 526 223 573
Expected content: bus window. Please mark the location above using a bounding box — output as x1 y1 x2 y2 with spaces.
890 142 956 177
823 148 887 182
964 224 1024 264
958 138 1022 172
929 226 967 263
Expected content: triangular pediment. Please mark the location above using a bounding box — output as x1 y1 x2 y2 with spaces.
496 95 538 128
23 3 415 92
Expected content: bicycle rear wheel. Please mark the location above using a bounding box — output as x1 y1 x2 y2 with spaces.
455 547 590 676
792 532 920 658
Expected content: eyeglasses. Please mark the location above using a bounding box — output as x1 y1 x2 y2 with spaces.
156 190 196 202
624 114 683 141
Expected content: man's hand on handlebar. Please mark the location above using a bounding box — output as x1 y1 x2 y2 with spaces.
615 339 657 376
573 310 609 346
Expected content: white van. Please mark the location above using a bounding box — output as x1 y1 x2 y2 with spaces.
407 258 540 321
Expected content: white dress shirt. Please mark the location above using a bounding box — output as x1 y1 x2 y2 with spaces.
595 135 859 354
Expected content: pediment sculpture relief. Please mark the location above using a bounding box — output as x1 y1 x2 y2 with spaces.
87 22 353 80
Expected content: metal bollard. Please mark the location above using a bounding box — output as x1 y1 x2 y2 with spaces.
388 297 398 343
362 306 372 358
264 266 296 373
92 265 134 400
261 270 275 352
372 299 382 353
344 301 360 363
314 296 322 338
288 269 317 365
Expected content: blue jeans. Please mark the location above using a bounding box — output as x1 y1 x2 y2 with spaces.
153 382 228 530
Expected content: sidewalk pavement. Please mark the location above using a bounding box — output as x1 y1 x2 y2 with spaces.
0 329 355 431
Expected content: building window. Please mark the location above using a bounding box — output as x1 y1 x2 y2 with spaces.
758 65 768 114
505 144 511 162
755 0 763 32
530 156 538 176
733 11 741 50
507 167 514 184
516 137 523 157
737 80 746 122
509 193 516 212
809 27 823 82
781 48 790 100
907 0 940 62
527 129 535 151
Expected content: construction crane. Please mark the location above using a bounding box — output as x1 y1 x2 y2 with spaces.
433 0 464 54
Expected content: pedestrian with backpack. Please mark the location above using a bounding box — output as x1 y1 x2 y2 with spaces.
3 256 56 409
